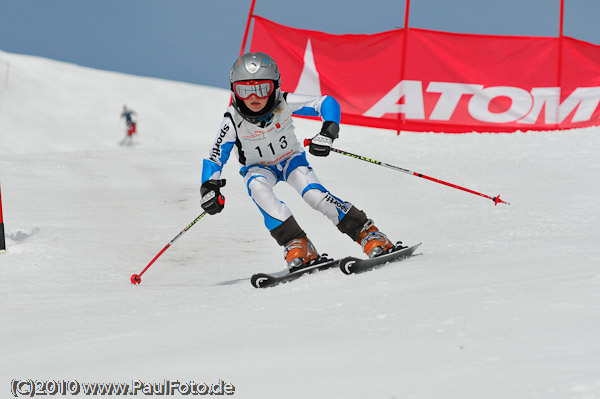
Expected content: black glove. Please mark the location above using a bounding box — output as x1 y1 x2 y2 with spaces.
309 121 339 157
200 179 226 215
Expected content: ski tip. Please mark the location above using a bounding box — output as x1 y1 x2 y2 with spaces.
403 242 422 256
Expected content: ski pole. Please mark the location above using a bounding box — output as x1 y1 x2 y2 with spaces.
304 139 509 206
0 181 6 253
130 211 208 285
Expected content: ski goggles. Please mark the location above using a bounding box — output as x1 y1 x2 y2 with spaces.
233 80 274 100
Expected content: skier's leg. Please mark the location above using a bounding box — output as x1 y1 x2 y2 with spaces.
119 134 130 146
286 156 394 258
286 164 352 225
244 165 318 268
243 166 292 232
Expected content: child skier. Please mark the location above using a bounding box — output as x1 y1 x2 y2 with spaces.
120 105 137 146
200 52 399 271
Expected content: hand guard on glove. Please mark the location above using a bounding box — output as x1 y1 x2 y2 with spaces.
200 179 226 215
309 121 339 157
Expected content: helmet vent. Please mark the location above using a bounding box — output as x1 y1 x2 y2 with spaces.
246 60 260 73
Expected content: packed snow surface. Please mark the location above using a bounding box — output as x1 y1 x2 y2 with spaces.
1 50 599 399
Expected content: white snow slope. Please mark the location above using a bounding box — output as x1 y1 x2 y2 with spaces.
1 50 599 399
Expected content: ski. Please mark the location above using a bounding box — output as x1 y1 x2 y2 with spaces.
251 256 340 288
339 243 422 275
251 243 422 288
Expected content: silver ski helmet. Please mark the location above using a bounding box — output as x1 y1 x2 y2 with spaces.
230 52 281 123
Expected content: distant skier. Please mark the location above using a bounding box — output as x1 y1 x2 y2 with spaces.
200 52 403 271
120 105 137 146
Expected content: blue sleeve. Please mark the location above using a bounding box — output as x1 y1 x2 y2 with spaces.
319 96 341 124
288 94 341 124
202 159 223 183
201 115 237 184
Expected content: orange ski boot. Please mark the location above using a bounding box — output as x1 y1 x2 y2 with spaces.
284 236 319 271
355 219 395 258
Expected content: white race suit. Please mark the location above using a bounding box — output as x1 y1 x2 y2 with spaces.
201 92 365 245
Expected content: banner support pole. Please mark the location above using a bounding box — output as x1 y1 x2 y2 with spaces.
240 0 257 56
398 0 411 135
556 0 565 129
558 0 564 37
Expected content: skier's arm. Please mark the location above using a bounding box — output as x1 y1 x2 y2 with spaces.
285 93 341 124
201 114 237 183
200 114 237 214
285 93 341 157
